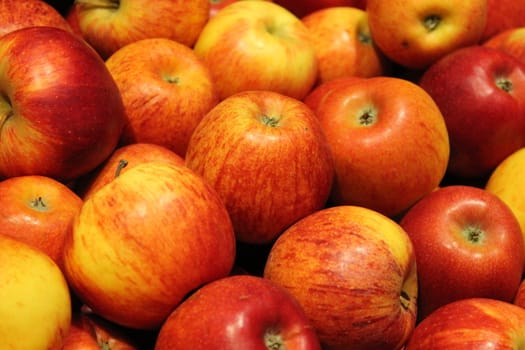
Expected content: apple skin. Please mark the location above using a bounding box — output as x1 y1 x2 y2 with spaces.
105 38 219 158
484 27 525 66
480 0 525 43
273 0 366 18
193 1 318 101
301 6 388 84
209 0 272 18
399 185 525 321
0 0 72 37
68 0 210 59
264 205 418 350
185 90 334 244
406 298 525 349
419 45 525 180
0 234 72 350
155 275 321 350
0 26 125 182
76 142 185 200
514 279 525 309
367 0 487 69
62 161 236 330
0 175 83 270
485 147 525 257
304 76 449 218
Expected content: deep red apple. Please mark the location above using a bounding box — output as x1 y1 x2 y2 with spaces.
0 26 125 182
399 185 525 321
419 45 525 179
480 0 525 42
273 0 366 18
155 275 321 350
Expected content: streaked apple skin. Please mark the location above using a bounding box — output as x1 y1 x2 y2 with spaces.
63 162 236 330
406 298 525 349
155 275 321 350
0 26 125 182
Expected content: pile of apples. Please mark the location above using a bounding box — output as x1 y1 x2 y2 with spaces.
3 0 525 348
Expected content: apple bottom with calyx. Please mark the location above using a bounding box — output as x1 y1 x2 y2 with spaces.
154 274 321 350
406 298 525 349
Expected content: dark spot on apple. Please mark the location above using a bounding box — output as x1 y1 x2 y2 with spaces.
358 31 372 45
400 290 411 310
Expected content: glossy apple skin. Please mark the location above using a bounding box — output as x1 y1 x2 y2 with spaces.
399 185 525 321
69 0 210 59
209 0 272 17
301 6 388 84
0 175 82 270
185 90 334 244
0 26 125 182
106 38 219 158
367 0 487 69
63 162 236 330
76 142 185 200
406 298 525 349
264 205 418 350
0 0 72 37
484 27 525 66
193 1 318 100
155 275 321 350
481 0 525 42
419 45 525 179
305 76 449 218
273 0 366 18
485 147 525 256
0 234 72 350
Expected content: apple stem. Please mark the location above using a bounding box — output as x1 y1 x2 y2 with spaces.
115 159 128 178
423 14 441 32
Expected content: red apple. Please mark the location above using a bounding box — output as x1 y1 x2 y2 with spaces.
264 205 418 350
193 1 318 101
367 0 487 69
0 26 125 182
155 275 321 350
273 0 366 18
419 45 525 179
0 234 72 349
399 185 525 321
0 0 72 38
105 38 219 158
304 76 450 218
484 27 525 66
62 161 236 330
301 6 389 84
185 90 334 244
0 175 82 270
480 0 525 43
514 279 525 309
76 143 185 200
406 298 525 349
68 0 210 59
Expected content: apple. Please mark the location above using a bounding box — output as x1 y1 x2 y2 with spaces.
419 45 525 179
399 185 525 321
62 161 236 330
480 0 525 43
405 298 525 349
367 0 487 69
0 234 71 349
0 175 82 270
485 147 525 254
209 0 272 18
264 205 418 350
68 0 210 59
193 1 318 101
514 279 525 309
185 90 334 244
105 38 219 158
273 0 366 18
0 0 72 38
76 142 185 200
301 6 388 84
0 26 125 182
155 275 321 350
484 27 525 65
304 76 449 218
